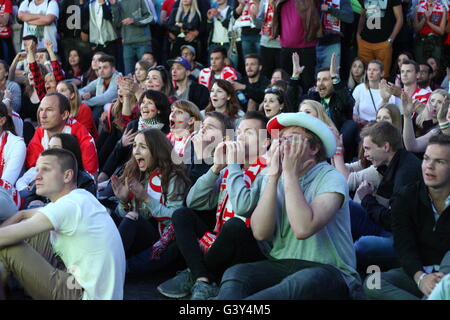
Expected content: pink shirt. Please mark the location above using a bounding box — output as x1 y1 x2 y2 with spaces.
280 0 317 48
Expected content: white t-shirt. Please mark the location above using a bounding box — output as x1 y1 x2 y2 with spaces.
19 0 59 52
39 189 126 300
352 83 396 121
1 131 26 185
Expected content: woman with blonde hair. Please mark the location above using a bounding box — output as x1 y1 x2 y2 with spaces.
414 89 448 136
347 57 366 93
57 80 98 140
167 0 202 58
299 99 338 132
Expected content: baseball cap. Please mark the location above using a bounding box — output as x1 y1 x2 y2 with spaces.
167 57 192 71
181 45 196 56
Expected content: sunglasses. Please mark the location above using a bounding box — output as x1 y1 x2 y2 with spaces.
264 87 283 94
150 65 166 72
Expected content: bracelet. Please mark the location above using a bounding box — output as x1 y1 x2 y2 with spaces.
334 152 343 156
440 124 450 130
417 272 427 288
439 121 449 126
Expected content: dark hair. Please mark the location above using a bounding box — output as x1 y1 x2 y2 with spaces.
98 54 116 68
244 54 262 65
45 92 71 114
244 110 268 130
205 79 241 119
0 102 16 134
50 133 85 172
136 60 152 74
271 68 289 82
40 148 78 185
22 35 38 44
148 65 174 97
120 128 191 203
361 121 403 152
0 60 8 77
401 59 419 73
205 111 235 134
268 80 288 92
419 63 433 74
67 48 87 73
210 46 228 58
36 48 50 59
138 90 170 128
428 133 450 148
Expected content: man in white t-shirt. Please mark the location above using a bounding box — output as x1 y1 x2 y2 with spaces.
18 0 59 52
0 148 126 300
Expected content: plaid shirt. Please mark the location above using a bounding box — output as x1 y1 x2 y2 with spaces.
29 60 65 101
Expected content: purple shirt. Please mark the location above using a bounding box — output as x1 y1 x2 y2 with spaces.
280 0 317 48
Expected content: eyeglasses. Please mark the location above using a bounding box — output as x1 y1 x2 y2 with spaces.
264 87 283 94
149 65 166 72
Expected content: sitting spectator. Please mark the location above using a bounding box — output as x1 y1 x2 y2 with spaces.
168 99 203 157
230 54 270 112
262 87 288 119
141 51 158 68
270 68 289 85
353 60 395 127
56 80 98 140
79 54 121 123
0 102 25 222
417 63 435 91
0 60 21 113
98 90 171 184
157 111 270 300
0 0 15 64
365 134 450 300
351 121 421 272
347 57 366 93
198 46 238 90
216 112 362 300
203 79 245 128
26 92 99 176
111 128 190 276
111 0 153 76
18 0 59 52
168 56 209 110
299 99 338 132
0 148 126 300
131 60 152 101
413 89 447 137
145 65 175 99
83 51 104 86
180 45 204 81
65 48 88 88
302 53 359 162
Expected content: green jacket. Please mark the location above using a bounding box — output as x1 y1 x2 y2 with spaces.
111 0 153 45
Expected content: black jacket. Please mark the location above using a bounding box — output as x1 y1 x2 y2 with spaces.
187 81 210 110
361 149 422 231
301 80 354 131
391 180 450 279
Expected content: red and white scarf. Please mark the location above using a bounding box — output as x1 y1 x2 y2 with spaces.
261 1 274 37
198 156 268 253
167 132 192 157
0 131 8 178
322 0 341 34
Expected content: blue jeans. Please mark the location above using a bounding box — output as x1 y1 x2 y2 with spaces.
349 200 399 272
123 44 152 76
316 42 341 71
217 259 350 300
241 34 260 57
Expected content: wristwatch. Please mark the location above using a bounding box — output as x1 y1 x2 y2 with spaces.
387 38 394 44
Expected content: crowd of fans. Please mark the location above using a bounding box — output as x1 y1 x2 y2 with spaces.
0 0 449 300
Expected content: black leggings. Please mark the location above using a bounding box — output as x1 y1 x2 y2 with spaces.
172 207 266 282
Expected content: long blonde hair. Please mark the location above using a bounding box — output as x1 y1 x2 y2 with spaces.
60 80 82 118
175 0 202 23
416 89 449 129
299 99 338 132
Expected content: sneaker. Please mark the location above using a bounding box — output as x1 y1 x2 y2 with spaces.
190 280 219 300
157 269 194 299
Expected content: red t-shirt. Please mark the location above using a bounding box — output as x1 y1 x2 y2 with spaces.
417 0 446 35
445 10 450 45
76 104 99 141
161 0 175 16
0 0 12 38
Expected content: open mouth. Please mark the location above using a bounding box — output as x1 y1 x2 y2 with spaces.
169 119 175 128
136 157 146 169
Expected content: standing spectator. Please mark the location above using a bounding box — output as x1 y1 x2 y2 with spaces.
18 0 59 52
234 0 261 58
87 0 118 57
206 0 232 54
316 0 354 70
357 0 403 78
167 0 202 59
413 0 447 64
198 46 238 90
111 0 153 76
257 0 281 79
272 0 323 93
0 0 15 64
58 0 91 68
